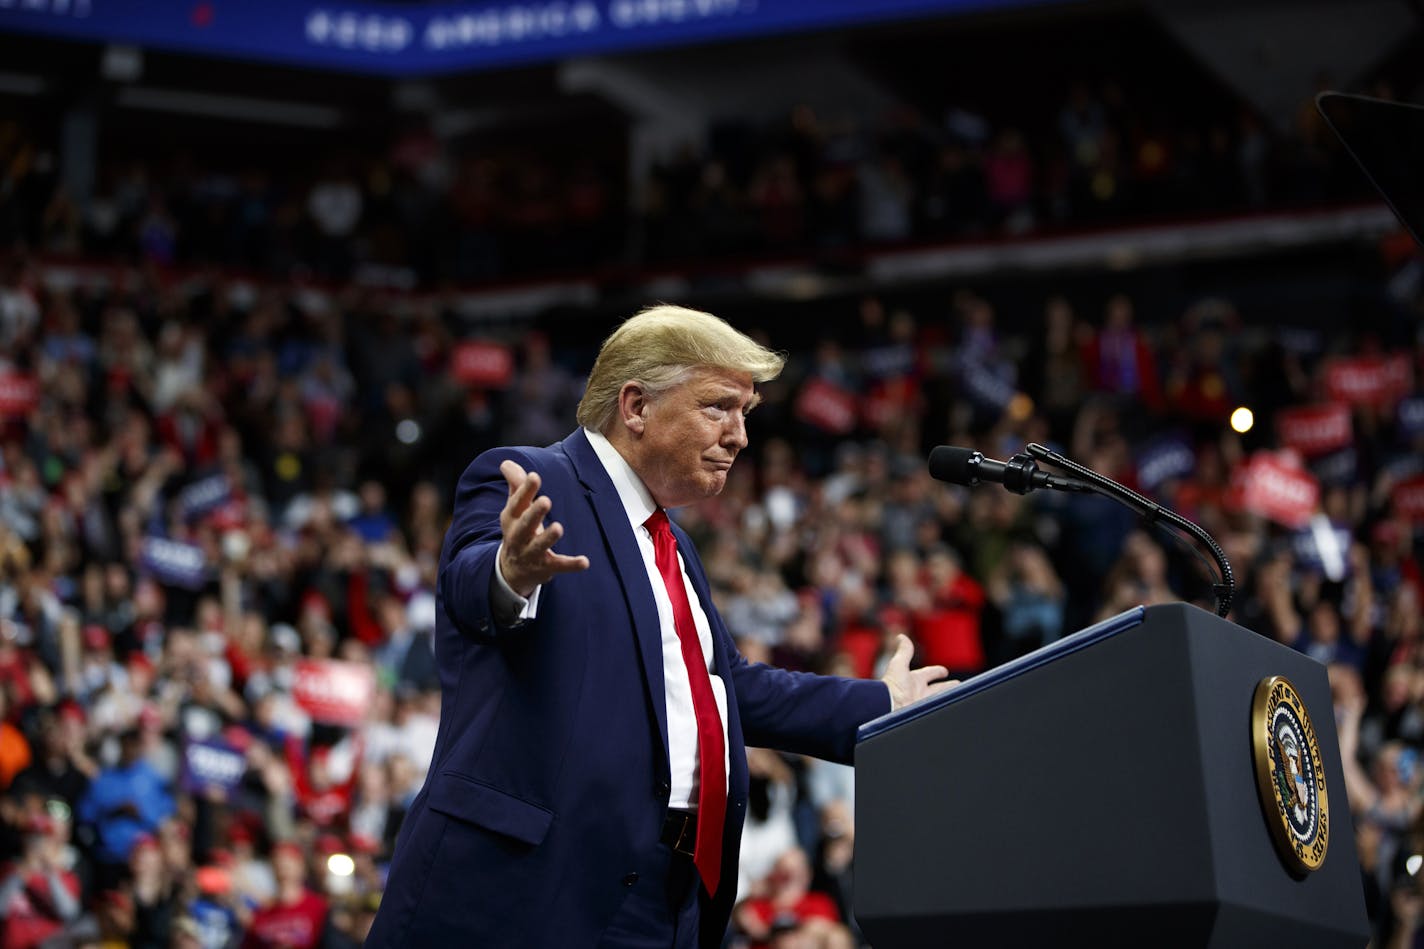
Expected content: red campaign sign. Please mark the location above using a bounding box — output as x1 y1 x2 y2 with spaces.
0 373 38 418
1393 475 1424 522
452 341 514 388
794 378 857 435
292 659 376 727
1275 403 1353 456
1235 452 1320 529
1324 354 1413 408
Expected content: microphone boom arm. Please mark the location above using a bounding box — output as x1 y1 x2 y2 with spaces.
1024 443 1236 618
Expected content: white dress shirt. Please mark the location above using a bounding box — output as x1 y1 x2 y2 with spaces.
492 429 731 809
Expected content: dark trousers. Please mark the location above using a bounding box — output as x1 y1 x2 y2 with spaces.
597 840 701 949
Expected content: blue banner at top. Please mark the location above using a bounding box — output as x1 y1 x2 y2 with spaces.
0 0 1056 76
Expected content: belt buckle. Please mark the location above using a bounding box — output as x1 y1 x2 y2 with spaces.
671 812 696 857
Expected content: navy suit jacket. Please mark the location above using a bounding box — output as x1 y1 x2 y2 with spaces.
366 429 890 947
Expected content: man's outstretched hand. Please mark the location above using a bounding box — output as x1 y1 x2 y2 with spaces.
498 460 590 596
880 634 957 711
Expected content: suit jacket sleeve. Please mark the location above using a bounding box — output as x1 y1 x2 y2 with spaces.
723 643 891 765
438 446 545 643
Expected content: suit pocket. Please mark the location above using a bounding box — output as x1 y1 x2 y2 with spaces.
426 771 555 846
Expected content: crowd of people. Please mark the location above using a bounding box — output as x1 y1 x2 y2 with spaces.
0 214 1419 945
637 73 1371 267
0 66 1389 288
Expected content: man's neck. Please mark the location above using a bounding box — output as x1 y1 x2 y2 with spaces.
598 426 639 473
582 428 659 524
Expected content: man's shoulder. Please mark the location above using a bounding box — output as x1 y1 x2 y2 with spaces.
464 433 581 484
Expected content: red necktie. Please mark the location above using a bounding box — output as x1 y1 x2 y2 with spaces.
645 510 727 896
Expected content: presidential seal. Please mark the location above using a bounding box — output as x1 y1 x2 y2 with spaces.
1251 675 1329 876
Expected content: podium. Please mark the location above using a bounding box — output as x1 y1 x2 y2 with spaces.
853 603 1369 947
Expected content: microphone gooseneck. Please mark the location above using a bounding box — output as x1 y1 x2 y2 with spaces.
927 442 1236 618
1022 443 1235 618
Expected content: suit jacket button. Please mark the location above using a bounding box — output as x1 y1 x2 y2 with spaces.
622 873 638 887
656 782 670 798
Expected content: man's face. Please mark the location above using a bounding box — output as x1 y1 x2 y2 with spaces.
630 367 756 508
273 847 306 887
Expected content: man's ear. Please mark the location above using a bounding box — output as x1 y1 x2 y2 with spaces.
617 381 649 436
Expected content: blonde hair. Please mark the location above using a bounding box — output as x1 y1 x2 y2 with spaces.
576 305 785 433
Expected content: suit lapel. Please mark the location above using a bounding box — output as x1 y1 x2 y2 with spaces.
562 429 671 773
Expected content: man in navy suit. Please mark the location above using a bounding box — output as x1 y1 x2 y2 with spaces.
367 306 951 948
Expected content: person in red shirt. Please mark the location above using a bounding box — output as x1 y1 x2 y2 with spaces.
0 815 82 949
915 546 987 679
240 842 327 949
735 847 851 949
1079 294 1163 411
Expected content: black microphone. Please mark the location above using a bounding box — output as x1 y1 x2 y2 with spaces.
928 446 1092 495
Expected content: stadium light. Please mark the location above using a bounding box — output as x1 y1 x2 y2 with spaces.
328 853 356 877
1229 407 1254 434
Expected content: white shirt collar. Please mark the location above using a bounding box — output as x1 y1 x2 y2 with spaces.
583 427 659 530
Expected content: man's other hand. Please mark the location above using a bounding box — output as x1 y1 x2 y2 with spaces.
498 460 590 596
881 634 956 711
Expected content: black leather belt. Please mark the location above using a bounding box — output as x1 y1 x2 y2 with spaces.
661 810 697 857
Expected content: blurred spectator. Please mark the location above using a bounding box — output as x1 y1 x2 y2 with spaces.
1097 531 1180 620
0 690 32 791
1295 599 1367 671
738 749 800 901
94 886 136 945
724 567 799 651
1081 294 1162 411
0 810 84 949
983 129 1035 234
987 543 1066 664
1021 295 1089 442
240 842 326 949
914 546 987 679
321 891 380 949
306 165 363 278
858 153 912 244
1059 83 1107 175
919 143 987 238
186 850 243 949
77 728 174 888
751 155 808 250
228 824 277 910
1163 301 1241 426
1340 676 1422 934
130 833 179 948
503 333 579 450
735 847 853 949
9 708 93 813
